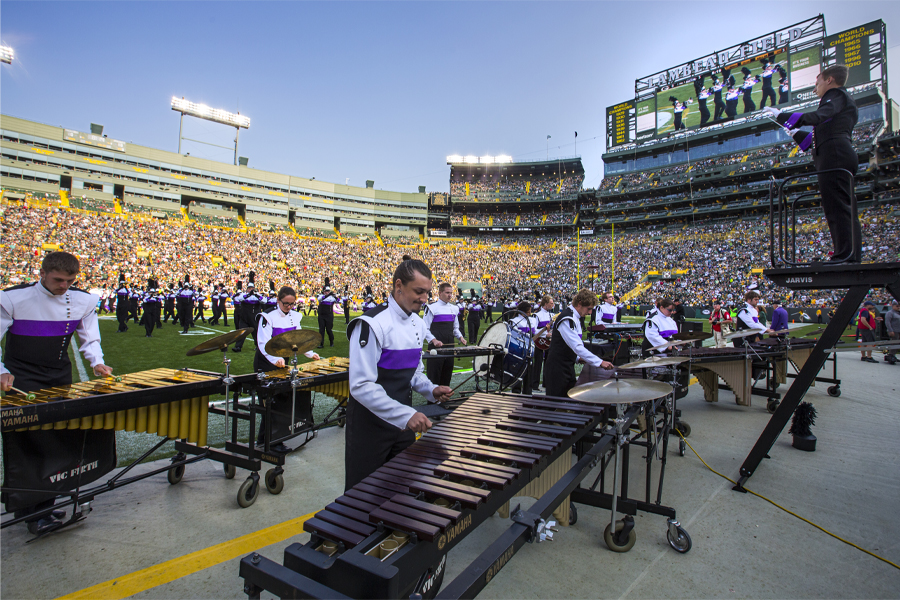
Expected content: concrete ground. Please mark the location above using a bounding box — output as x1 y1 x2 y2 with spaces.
2 352 899 600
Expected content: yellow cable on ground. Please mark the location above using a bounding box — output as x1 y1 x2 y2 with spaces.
675 431 900 571
57 509 319 600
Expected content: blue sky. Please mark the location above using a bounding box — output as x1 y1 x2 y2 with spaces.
2 2 897 193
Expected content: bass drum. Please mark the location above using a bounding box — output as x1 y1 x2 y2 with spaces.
474 321 530 390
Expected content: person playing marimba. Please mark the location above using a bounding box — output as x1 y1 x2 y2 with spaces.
734 291 774 346
641 298 679 356
344 257 452 490
0 251 115 535
253 286 321 453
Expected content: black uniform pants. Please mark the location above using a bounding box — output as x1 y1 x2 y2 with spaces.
486 307 493 322
426 341 454 387
163 301 175 323
143 304 159 336
130 299 139 322
344 397 415 491
467 316 480 344
531 348 546 390
318 313 334 345
195 305 205 323
116 304 129 332
219 302 228 326
209 302 220 324
344 303 350 324
178 300 192 332
760 86 776 108
816 154 860 261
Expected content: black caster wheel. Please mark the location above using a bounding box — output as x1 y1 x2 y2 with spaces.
827 386 841 397
603 521 637 552
679 439 686 457
167 464 185 485
265 468 285 495
676 421 691 438
766 400 779 414
569 503 578 526
237 475 260 508
667 524 692 553
338 416 346 428
223 464 236 479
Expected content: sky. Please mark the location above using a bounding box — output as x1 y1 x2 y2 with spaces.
2 2 898 194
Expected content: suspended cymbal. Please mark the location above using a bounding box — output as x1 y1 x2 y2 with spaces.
618 356 691 369
186 328 254 356
672 331 712 342
265 329 322 357
568 379 672 405
651 339 693 352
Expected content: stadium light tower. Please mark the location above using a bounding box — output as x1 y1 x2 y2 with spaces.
171 97 250 166
0 45 14 65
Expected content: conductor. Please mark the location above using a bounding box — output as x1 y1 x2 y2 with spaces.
765 64 860 262
344 257 452 490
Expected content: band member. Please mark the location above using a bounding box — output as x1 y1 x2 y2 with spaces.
759 59 778 109
342 286 352 324
778 73 790 105
317 279 338 348
467 295 483 343
709 300 733 348
768 64 861 262
194 286 207 324
163 284 177 324
510 301 538 392
362 289 378 312
129 285 141 323
142 280 161 338
177 276 194 334
1 252 115 535
217 286 229 326
115 274 130 332
456 295 467 331
344 257 452 490
593 291 619 325
423 282 466 387
670 96 690 131
254 286 321 453
694 76 711 126
725 85 741 119
485 294 494 322
532 295 554 391
740 67 758 113
544 289 613 399
231 280 245 350
712 73 727 121
236 274 262 352
734 291 774 346
770 299 789 337
641 298 679 356
265 282 278 313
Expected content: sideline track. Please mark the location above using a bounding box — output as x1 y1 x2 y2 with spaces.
56 511 317 600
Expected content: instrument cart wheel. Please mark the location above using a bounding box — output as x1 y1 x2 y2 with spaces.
237 474 260 508
666 521 692 553
223 464 237 479
338 411 346 428
604 521 637 553
265 468 285 495
766 400 779 414
827 385 841 397
679 439 686 457
675 421 691 438
569 503 578 526
167 464 185 485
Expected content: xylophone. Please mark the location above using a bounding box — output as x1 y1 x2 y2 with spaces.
0 368 221 445
239 392 609 599
421 346 504 359
239 356 352 403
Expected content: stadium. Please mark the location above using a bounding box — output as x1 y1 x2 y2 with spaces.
1 7 899 600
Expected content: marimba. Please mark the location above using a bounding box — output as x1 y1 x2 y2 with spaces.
239 392 608 599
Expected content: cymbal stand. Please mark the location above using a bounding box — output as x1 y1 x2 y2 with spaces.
607 402 634 547
221 347 235 440
288 347 300 436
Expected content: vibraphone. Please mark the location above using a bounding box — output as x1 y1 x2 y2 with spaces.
1 368 225 530
239 392 611 599
174 357 351 508
750 337 841 397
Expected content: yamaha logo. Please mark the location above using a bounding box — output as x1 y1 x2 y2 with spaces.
785 277 813 284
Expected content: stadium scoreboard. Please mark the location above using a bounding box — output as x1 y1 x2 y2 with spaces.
605 15 887 150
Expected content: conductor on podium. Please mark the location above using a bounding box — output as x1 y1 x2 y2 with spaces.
766 64 860 262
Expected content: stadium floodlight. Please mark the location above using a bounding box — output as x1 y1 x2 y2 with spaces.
480 156 494 164
495 155 512 164
171 96 250 165
464 155 478 164
0 45 14 65
447 155 463 163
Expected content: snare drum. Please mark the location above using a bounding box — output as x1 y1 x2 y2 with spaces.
474 322 530 387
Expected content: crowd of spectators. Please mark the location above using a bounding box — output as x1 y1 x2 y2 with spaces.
2 198 894 308
450 172 583 200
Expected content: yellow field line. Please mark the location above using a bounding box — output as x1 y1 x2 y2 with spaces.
57 510 318 600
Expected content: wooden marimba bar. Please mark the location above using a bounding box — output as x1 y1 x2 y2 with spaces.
239 392 608 600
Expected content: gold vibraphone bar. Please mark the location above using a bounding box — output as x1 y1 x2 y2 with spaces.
1 368 218 445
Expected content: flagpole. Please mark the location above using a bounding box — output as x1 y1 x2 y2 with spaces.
611 223 615 296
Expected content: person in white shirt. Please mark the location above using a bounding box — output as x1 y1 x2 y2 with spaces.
532 295 555 391
593 291 619 325
344 257 452 490
734 291 774 347
544 289 614 398
423 282 466 387
642 299 680 356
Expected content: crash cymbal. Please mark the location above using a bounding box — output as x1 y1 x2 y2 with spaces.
618 356 691 369
264 329 322 357
650 339 693 352
672 331 712 342
568 379 672 405
186 328 254 356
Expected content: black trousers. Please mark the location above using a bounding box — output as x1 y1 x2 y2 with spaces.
467 316 480 344
129 299 139 322
143 304 159 336
219 302 228 326
815 150 860 261
544 369 576 399
760 86 776 108
344 304 350 324
116 304 129 332
714 98 725 120
178 300 192 332
344 397 415 491
531 348 546 390
163 301 175 323
318 313 334 345
209 303 220 324
426 341 454 387
195 305 206 323
486 308 493 322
